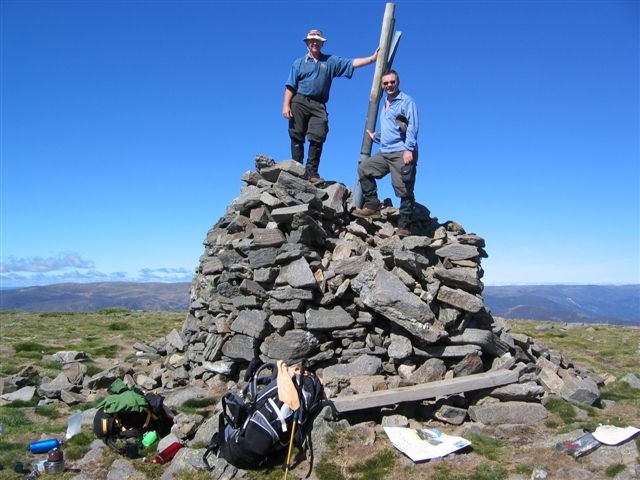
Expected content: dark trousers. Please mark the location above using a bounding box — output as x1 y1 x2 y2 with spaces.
358 150 418 228
288 94 328 178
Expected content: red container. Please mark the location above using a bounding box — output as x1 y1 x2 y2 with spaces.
153 442 183 464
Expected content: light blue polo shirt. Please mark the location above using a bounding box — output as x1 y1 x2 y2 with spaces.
378 91 419 153
286 53 354 104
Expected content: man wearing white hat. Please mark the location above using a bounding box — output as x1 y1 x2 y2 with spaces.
283 29 378 184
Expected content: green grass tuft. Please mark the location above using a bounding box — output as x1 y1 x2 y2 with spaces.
93 344 122 358
602 381 640 403
545 398 577 424
64 432 94 460
177 396 218 415
605 463 626 477
431 463 508 480
13 341 57 354
97 307 131 315
35 404 62 419
515 464 533 475
316 460 346 480
5 397 39 408
346 448 396 480
0 406 33 432
108 321 131 331
467 432 503 460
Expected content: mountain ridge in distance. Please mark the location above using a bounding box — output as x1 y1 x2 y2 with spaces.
0 281 637 326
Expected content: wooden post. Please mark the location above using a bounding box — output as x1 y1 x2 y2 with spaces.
360 3 395 159
353 3 397 207
331 369 519 413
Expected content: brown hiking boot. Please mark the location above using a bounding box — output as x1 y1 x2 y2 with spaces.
352 207 381 219
395 228 411 237
308 176 325 185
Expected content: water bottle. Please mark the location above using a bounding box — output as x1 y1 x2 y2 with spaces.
28 439 63 454
144 441 183 464
141 430 158 447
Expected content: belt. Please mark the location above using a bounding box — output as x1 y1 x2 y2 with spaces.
296 93 324 104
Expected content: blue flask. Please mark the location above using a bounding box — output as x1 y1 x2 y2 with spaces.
28 439 63 454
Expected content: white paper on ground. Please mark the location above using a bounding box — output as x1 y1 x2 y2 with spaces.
592 425 640 446
65 412 82 440
383 427 471 462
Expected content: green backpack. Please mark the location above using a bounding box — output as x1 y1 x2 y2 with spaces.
93 379 174 457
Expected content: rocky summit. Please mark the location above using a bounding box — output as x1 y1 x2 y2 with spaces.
177 155 603 407
0 154 617 479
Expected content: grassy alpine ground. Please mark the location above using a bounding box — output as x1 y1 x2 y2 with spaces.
0 311 638 479
0 309 184 478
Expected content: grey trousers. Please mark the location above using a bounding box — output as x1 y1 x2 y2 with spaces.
358 150 418 228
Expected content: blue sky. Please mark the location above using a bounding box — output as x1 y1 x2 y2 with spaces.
1 0 638 287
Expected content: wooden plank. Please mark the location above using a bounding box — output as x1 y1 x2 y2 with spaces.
331 369 519 413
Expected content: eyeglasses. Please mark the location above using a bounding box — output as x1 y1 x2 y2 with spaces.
382 80 397 86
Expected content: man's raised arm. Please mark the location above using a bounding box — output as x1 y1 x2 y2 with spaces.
352 48 380 68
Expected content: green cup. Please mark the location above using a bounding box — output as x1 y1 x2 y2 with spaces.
142 430 158 447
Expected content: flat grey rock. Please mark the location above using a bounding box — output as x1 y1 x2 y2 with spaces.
106 459 145 480
468 401 548 425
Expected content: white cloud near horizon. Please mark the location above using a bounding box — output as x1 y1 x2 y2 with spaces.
0 253 95 273
0 262 193 288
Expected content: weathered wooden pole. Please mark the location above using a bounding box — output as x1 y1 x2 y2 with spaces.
353 3 398 207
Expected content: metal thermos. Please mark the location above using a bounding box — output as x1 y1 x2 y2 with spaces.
28 439 63 454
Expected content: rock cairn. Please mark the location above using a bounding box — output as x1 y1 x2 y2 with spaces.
177 155 603 416
0 155 604 426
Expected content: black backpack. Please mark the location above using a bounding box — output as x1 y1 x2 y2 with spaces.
93 384 175 458
203 361 332 474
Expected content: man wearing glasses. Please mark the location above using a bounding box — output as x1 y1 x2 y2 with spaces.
283 29 378 184
353 70 419 237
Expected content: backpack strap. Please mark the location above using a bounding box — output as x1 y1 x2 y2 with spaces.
203 411 226 470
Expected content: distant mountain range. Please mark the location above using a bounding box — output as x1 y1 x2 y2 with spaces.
483 284 639 326
0 282 191 312
0 282 638 326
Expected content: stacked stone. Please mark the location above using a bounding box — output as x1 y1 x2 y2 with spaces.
0 154 605 436
177 155 601 411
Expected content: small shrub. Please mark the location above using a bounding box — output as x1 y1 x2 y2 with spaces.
545 419 559 429
0 439 25 474
85 363 103 377
431 464 508 480
467 432 503 460
5 397 39 408
13 341 53 353
469 463 508 480
602 381 640 403
605 464 626 477
316 460 346 480
97 307 130 315
0 364 20 376
0 406 33 432
431 464 456 480
178 397 218 415
545 398 577 424
347 449 396 480
93 344 121 358
515 464 533 475
72 399 102 411
35 405 62 419
324 431 338 452
64 432 94 461
108 321 131 331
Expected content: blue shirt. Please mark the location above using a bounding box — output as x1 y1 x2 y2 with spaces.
286 53 354 104
377 91 419 153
